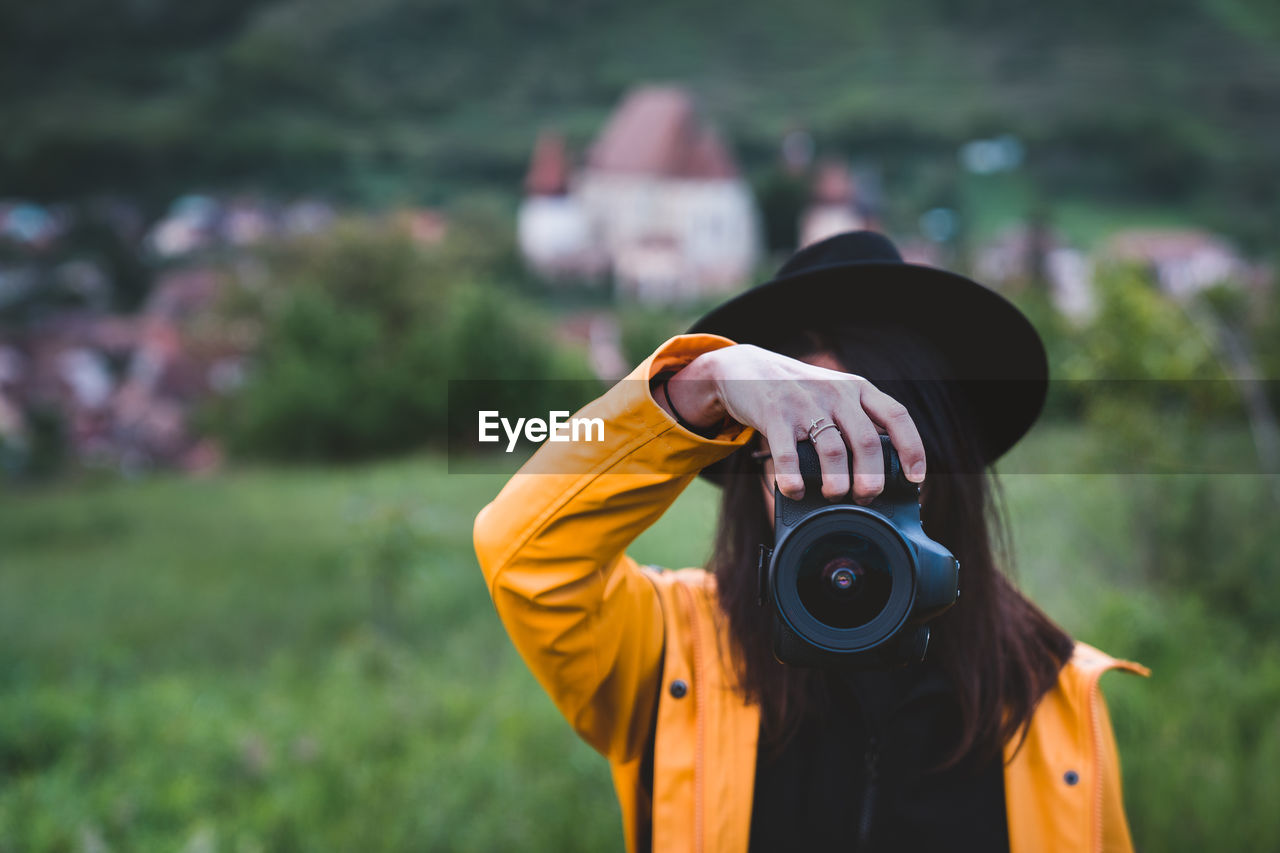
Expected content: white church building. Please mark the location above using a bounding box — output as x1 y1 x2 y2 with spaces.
518 86 761 304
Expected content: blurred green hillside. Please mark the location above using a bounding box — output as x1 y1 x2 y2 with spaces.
4 0 1280 243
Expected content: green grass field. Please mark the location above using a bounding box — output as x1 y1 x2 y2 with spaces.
3 432 1278 850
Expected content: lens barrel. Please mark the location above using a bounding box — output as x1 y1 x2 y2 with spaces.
771 506 916 656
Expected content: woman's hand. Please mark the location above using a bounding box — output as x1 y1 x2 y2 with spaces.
658 344 926 502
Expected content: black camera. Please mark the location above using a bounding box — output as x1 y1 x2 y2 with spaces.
760 435 959 669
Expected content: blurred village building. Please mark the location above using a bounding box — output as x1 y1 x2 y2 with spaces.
0 269 248 475
0 195 461 476
974 226 1096 320
518 86 761 303
974 225 1261 322
146 195 338 258
0 192 461 476
0 195 348 476
1102 229 1256 300
798 159 880 249
0 200 65 249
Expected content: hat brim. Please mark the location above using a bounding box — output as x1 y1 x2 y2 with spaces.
688 260 1048 483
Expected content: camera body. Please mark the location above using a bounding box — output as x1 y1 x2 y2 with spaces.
762 435 959 669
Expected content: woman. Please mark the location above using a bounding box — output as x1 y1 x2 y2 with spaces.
473 231 1145 852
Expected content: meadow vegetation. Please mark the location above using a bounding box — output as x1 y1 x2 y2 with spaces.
3 434 1280 850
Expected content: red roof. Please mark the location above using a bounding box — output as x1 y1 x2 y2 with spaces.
524 130 571 196
812 160 856 205
1105 228 1234 262
587 86 738 179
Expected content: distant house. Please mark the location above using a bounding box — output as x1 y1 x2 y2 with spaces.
6 268 249 474
975 226 1096 321
518 86 761 303
1103 228 1252 300
0 201 63 249
145 195 338 258
799 160 873 249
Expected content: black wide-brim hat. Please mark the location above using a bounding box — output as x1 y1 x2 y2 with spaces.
688 230 1048 478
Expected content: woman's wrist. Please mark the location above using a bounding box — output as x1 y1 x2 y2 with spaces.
655 350 729 433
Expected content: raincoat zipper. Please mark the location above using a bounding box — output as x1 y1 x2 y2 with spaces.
677 582 706 853
1090 674 1104 853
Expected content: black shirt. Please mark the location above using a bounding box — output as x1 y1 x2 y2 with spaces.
748 661 1009 853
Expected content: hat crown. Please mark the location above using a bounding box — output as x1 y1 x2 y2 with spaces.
775 230 903 278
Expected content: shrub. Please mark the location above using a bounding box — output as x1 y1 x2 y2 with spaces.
213 219 594 461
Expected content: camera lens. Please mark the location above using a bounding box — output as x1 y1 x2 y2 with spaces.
795 533 893 629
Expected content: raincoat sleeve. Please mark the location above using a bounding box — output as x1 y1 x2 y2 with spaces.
473 334 752 762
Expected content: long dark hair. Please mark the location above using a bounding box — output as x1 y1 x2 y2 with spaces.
710 323 1073 767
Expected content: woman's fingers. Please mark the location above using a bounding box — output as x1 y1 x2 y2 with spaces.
838 408 886 503
706 346 924 499
811 421 851 500
768 425 805 500
860 385 927 483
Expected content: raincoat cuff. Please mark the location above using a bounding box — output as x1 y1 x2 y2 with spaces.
638 334 751 447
